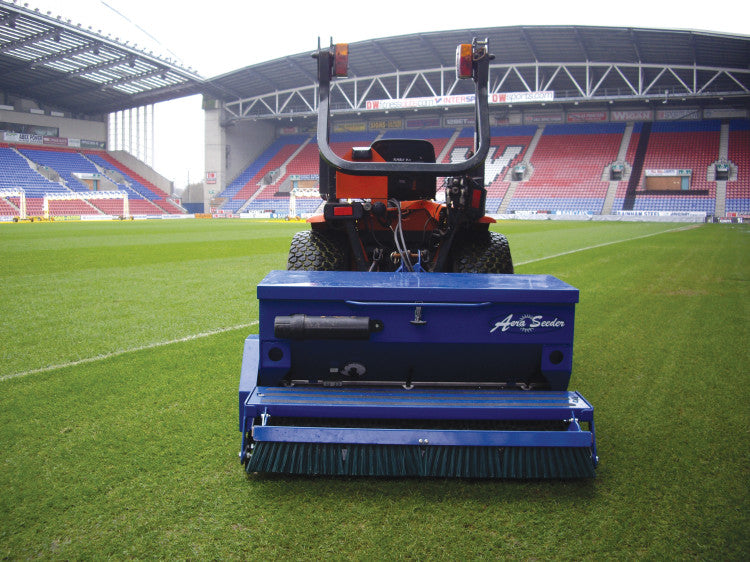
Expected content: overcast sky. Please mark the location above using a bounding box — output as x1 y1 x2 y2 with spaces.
19 0 749 191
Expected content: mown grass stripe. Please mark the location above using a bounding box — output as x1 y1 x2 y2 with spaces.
0 321 259 383
515 223 699 266
2 225 697 383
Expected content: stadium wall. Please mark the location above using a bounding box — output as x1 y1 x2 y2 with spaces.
0 107 106 143
109 150 173 196
203 103 275 213
225 120 276 181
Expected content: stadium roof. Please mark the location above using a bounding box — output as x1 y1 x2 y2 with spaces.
1 2 748 119
210 26 750 97
0 0 208 115
208 26 750 120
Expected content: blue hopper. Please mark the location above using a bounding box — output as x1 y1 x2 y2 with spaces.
239 270 598 478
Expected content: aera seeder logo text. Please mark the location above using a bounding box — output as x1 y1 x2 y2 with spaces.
490 314 566 334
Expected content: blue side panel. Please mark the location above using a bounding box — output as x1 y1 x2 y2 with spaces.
239 335 260 431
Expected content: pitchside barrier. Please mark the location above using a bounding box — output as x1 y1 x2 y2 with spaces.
491 211 708 223
3 212 735 224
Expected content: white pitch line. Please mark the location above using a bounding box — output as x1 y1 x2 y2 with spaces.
1 321 259 383
514 224 699 266
1 224 699 383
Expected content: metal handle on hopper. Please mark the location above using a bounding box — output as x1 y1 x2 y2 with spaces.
345 301 491 308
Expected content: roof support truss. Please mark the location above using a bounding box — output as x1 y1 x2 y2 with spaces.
223 60 750 120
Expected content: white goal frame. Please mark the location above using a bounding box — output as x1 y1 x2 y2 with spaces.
42 191 129 218
0 189 27 219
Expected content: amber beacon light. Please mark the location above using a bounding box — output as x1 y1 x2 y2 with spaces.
455 43 473 79
333 43 349 77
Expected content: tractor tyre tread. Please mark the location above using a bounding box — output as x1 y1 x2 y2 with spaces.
451 231 514 274
287 230 348 271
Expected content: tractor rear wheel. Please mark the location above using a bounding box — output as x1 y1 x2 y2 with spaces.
450 231 514 274
287 230 349 271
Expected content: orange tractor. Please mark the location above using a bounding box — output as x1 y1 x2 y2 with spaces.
287 39 513 275
238 39 599 478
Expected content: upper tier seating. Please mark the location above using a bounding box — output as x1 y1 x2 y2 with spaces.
19 147 100 192
0 146 68 197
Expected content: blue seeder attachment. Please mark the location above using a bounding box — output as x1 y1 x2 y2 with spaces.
239 270 598 478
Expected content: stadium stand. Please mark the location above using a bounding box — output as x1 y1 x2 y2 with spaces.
84 151 179 214
217 135 308 213
726 119 750 214
1 145 67 216
441 126 536 211
612 120 720 214
224 132 381 215
507 123 624 214
2 10 748 221
47 199 100 216
0 144 183 217
209 119 749 217
19 147 100 192
487 126 536 211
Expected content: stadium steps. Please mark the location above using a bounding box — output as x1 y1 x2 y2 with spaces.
726 120 750 214
602 123 634 214
437 128 462 162
223 136 309 212
498 125 544 213
89 151 181 214
270 137 315 189
713 122 731 216
237 137 315 213
621 122 651 210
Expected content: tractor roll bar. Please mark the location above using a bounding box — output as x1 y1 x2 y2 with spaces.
315 40 493 177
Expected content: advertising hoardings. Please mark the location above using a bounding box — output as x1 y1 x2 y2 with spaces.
611 109 654 122
365 91 555 111
567 111 608 122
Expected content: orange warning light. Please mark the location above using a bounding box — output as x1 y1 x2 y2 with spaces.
333 43 349 77
456 43 473 79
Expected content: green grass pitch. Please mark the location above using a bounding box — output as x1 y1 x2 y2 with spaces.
0 219 747 559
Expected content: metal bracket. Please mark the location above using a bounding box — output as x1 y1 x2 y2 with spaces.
410 305 427 326
566 414 581 432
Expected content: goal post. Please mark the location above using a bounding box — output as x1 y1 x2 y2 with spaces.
289 186 320 218
42 191 129 219
0 189 27 219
